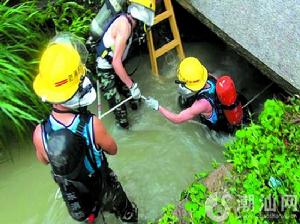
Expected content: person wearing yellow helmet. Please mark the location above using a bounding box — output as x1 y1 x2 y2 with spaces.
94 0 155 129
145 57 225 131
32 33 138 223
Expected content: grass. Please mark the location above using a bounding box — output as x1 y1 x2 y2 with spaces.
0 1 50 157
157 98 300 223
0 0 98 160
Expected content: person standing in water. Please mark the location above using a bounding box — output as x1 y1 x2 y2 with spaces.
95 0 156 129
32 34 138 223
144 57 249 133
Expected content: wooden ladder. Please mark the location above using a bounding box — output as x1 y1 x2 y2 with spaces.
146 0 185 75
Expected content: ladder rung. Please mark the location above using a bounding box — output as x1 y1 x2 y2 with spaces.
154 10 172 24
146 0 185 76
154 39 179 58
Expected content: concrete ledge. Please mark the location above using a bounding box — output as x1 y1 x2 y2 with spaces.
176 0 300 94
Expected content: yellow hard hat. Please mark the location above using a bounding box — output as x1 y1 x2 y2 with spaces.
177 57 208 91
129 0 155 11
33 43 86 103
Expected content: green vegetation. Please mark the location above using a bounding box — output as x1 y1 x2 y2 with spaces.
158 98 300 223
1 1 299 221
45 0 98 40
0 0 97 158
0 1 50 151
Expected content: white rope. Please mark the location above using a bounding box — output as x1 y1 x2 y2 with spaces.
55 188 62 200
242 83 273 109
97 79 102 119
100 96 133 119
99 95 149 119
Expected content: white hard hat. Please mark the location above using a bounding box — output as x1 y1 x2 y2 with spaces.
128 3 155 26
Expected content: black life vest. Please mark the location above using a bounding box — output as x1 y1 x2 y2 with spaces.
42 113 104 221
181 75 221 125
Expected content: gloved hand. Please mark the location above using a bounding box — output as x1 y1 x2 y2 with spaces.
130 83 141 99
145 97 159 111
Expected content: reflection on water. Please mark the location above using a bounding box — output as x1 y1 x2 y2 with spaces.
0 42 272 223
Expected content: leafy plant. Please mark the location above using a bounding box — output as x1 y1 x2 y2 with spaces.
183 182 207 223
0 0 98 158
225 98 300 222
159 204 179 224
45 0 99 39
0 1 51 153
157 98 300 223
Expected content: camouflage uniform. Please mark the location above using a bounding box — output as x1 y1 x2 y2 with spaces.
94 14 139 128
97 68 138 128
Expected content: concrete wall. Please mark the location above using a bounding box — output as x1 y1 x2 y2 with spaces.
176 0 300 94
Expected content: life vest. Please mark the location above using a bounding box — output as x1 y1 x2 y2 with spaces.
96 13 133 67
42 113 104 222
216 76 243 126
183 76 220 125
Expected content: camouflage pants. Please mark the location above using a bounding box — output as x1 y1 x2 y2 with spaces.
96 68 132 128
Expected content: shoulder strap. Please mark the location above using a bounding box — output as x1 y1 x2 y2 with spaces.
41 119 51 150
196 89 209 102
196 77 217 106
75 114 86 135
221 98 241 110
77 114 100 175
96 13 132 62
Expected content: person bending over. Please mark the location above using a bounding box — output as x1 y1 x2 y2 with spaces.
95 0 156 128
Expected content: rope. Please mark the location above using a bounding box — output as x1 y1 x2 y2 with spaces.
55 188 62 200
97 79 102 118
242 82 273 109
99 96 133 119
99 95 149 119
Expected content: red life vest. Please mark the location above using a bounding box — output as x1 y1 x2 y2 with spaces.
216 75 243 125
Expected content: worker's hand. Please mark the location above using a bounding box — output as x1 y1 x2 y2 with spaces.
145 97 159 111
130 83 141 99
